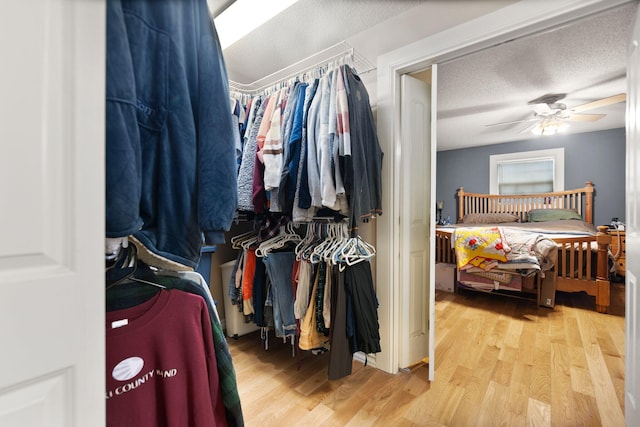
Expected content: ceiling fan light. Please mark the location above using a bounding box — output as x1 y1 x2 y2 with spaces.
557 121 569 132
531 118 568 136
531 123 544 135
544 122 558 135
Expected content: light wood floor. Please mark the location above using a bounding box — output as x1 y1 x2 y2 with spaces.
227 282 626 426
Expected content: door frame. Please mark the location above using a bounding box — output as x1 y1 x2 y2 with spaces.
374 0 633 376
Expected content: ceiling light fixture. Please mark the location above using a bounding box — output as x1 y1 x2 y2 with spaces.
211 0 300 50
531 117 569 136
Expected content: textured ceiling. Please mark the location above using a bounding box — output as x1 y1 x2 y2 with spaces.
222 0 426 84
217 0 635 151
221 0 516 86
437 2 635 150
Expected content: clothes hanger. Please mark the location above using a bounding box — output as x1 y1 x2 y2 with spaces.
231 229 259 249
309 224 334 264
255 223 302 257
321 223 344 263
327 222 350 264
105 245 166 291
295 224 316 259
301 223 326 261
340 234 376 266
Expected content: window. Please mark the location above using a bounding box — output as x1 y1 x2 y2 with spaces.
489 148 564 195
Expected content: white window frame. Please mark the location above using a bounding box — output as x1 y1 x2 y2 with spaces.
489 148 564 195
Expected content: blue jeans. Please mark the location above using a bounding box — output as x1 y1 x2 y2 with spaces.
263 252 297 338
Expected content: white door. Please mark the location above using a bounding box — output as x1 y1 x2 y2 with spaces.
626 7 640 425
398 73 434 371
0 1 105 426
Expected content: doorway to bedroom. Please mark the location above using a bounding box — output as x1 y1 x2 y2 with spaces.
378 0 624 424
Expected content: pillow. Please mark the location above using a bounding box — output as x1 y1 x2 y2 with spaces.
461 212 520 224
527 208 582 222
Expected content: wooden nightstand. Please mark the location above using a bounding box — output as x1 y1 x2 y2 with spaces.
608 229 626 276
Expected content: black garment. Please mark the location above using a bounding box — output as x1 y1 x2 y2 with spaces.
344 261 381 354
315 262 328 335
328 265 352 380
252 257 267 327
343 65 383 233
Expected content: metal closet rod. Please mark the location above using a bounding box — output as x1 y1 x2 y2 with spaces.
228 40 355 96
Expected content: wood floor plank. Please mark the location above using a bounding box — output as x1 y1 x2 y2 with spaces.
582 343 626 426
526 397 551 427
529 330 552 404
492 359 514 386
563 313 583 348
606 319 626 358
550 342 576 426
449 344 500 426
503 317 524 349
476 380 509 426
567 344 589 370
570 365 596 396
515 315 537 366
431 384 466 425
400 388 441 425
549 308 567 345
577 310 626 426
572 391 603 426
503 362 532 426
601 353 625 409
596 323 623 358
369 389 420 427
347 374 415 426
295 403 338 427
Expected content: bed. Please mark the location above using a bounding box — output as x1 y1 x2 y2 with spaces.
435 181 613 313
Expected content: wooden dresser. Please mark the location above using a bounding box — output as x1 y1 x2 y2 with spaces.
608 229 626 276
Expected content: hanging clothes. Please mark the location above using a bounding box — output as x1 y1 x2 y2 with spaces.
226 60 383 382
237 98 265 212
293 79 320 221
230 64 382 233
278 82 307 213
105 0 237 270
344 260 381 354
262 251 297 338
328 264 352 380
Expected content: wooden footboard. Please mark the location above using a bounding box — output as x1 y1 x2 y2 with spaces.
552 225 611 313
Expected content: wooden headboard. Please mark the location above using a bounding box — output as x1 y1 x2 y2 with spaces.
457 181 594 224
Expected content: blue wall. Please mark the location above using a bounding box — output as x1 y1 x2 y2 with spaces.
436 128 625 226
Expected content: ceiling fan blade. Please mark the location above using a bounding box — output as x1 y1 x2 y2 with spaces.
485 118 537 128
571 93 626 113
566 113 606 122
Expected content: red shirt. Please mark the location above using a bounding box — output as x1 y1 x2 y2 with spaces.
106 289 226 426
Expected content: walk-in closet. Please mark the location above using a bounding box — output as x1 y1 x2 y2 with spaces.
2 1 638 426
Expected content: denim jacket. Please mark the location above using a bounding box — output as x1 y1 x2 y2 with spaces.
106 0 237 268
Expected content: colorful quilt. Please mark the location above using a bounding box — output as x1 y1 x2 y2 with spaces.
453 227 509 270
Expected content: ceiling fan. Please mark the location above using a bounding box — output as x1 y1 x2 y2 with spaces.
486 93 627 135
